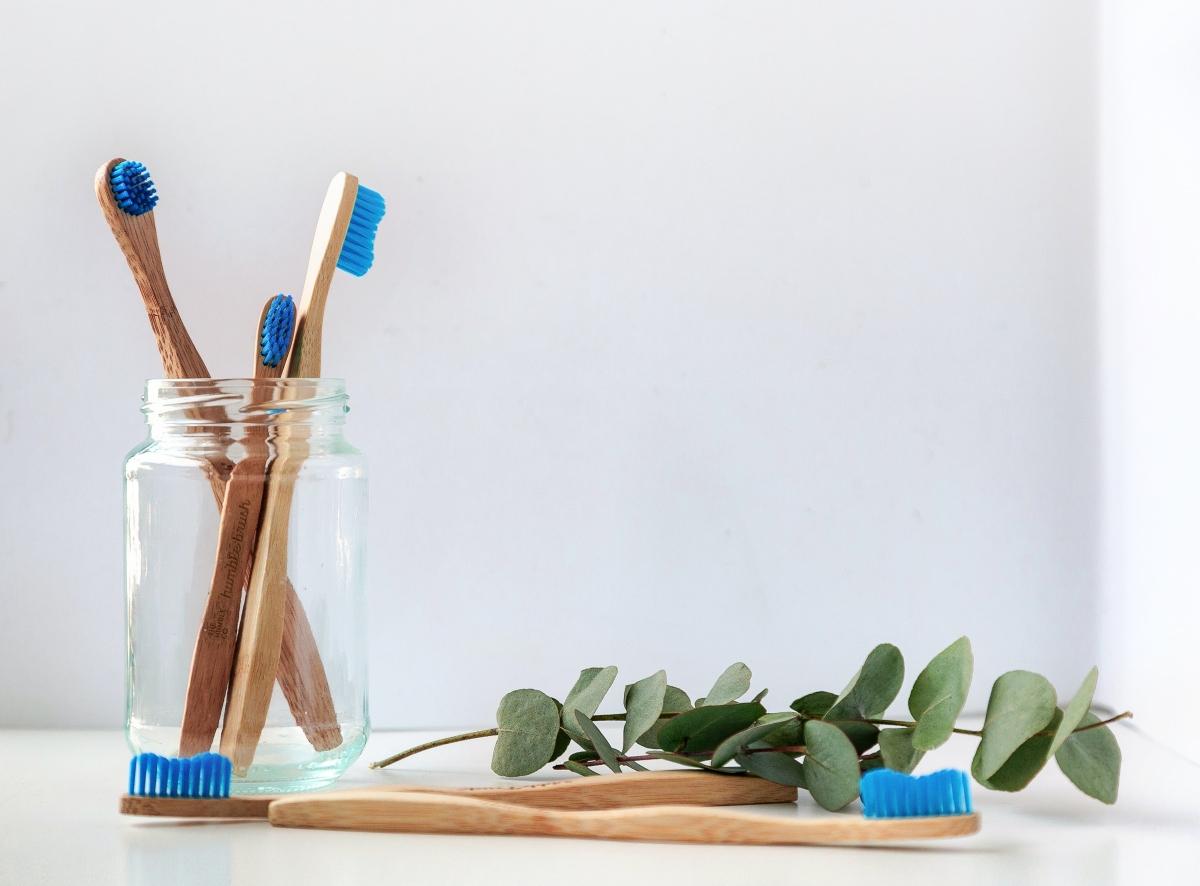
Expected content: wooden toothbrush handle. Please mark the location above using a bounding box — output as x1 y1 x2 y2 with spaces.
180 453 268 756
268 791 982 844
220 437 306 774
404 770 797 810
120 772 794 820
185 451 343 757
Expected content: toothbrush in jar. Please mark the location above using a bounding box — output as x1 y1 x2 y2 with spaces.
221 173 384 773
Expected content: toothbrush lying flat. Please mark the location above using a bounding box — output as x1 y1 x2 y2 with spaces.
221 173 384 773
121 754 978 845
178 296 294 756
97 159 341 756
120 759 796 818
269 788 977 844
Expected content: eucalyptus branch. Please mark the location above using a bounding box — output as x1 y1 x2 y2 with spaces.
371 639 1127 807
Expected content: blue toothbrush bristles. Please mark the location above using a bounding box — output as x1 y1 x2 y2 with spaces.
260 294 296 367
128 753 233 798
859 768 973 819
109 160 158 216
336 185 386 277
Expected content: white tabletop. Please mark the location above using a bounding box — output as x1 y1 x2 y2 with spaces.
2 724 1196 885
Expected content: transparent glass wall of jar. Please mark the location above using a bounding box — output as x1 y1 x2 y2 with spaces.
125 379 369 793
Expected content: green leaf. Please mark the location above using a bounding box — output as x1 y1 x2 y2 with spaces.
656 702 766 754
878 727 925 774
548 698 571 761
791 691 878 753
973 670 1057 780
1049 667 1099 756
572 711 622 773
790 691 836 717
710 721 788 768
623 759 649 771
908 636 973 751
975 710 1061 792
563 760 599 777
1056 713 1121 804
802 720 861 811
491 689 562 777
561 666 618 743
621 670 667 753
750 688 769 704
735 751 807 787
700 662 752 706
636 686 696 750
826 644 905 721
646 752 740 773
753 712 804 748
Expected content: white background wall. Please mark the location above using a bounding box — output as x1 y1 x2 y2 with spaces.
1099 0 1200 750
0 2 1106 730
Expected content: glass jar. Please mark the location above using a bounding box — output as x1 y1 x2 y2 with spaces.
125 379 369 793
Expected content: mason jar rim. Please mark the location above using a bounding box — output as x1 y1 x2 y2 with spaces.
142 378 350 427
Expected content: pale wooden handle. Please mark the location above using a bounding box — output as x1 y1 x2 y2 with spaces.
268 791 981 844
220 455 300 774
120 772 791 819
405 770 796 810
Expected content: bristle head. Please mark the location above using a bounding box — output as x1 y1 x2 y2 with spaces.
260 294 296 367
110 160 158 216
859 768 973 818
128 753 232 798
336 184 386 277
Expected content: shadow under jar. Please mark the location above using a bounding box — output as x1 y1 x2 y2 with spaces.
125 378 369 793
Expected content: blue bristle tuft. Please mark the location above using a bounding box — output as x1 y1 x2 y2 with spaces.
860 768 973 819
336 185 385 277
128 753 233 799
110 160 159 216
260 294 296 367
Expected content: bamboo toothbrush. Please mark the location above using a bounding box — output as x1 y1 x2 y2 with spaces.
95 159 208 379
221 173 385 773
121 756 796 818
178 295 295 756
267 768 979 845
97 159 342 757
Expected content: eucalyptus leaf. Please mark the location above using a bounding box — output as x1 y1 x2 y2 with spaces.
1049 668 1099 756
622 670 667 753
754 712 804 748
791 691 836 717
750 688 769 704
974 670 1057 780
802 720 861 811
711 721 788 768
491 689 562 777
792 691 878 752
826 644 905 721
975 710 1062 792
646 752 740 773
563 760 599 777
735 751 807 787
549 698 571 761
1056 713 1121 804
700 662 752 706
623 759 649 771
572 712 622 773
656 702 766 754
561 666 618 743
878 727 925 774
637 686 696 750
908 636 973 751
